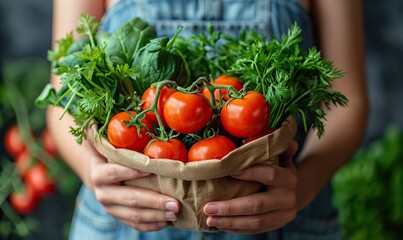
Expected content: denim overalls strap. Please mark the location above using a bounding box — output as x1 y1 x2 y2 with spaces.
68 1 341 240
100 0 314 49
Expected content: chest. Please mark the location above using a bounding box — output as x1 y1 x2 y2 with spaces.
101 0 311 44
107 0 309 10
106 0 309 20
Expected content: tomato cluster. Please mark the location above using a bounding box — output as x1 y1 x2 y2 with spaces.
107 75 272 163
4 125 58 215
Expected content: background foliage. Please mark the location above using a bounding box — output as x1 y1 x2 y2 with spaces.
333 126 403 239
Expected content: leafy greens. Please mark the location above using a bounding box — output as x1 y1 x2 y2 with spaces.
333 126 403 240
37 15 156 143
36 14 348 144
173 23 348 137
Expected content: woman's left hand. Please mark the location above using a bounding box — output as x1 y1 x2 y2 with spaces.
203 140 299 234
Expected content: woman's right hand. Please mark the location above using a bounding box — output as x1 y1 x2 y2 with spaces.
86 148 180 232
47 105 179 232
50 0 181 232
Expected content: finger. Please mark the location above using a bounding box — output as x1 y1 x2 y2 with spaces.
279 140 298 163
120 219 168 232
95 185 180 213
91 163 151 186
103 204 178 223
231 163 297 189
206 208 296 231
279 140 298 173
204 189 296 216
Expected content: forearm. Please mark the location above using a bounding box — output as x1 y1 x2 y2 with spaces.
296 0 368 210
295 98 368 210
46 106 95 189
48 0 106 187
52 0 105 41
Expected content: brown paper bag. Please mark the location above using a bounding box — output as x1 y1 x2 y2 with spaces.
91 116 297 231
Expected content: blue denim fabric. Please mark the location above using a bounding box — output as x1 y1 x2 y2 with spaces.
100 0 314 50
68 1 342 239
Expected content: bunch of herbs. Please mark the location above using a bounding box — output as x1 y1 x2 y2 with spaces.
173 24 348 137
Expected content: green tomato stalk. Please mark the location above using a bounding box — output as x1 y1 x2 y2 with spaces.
124 80 178 141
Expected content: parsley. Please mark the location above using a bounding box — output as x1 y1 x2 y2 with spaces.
174 23 348 137
228 24 348 136
36 14 154 144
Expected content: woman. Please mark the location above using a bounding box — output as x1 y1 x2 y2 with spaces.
49 0 368 239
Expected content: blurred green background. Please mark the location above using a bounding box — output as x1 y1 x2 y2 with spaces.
0 1 81 240
1 0 403 240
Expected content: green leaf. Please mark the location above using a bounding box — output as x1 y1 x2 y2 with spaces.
47 33 74 62
34 84 60 108
133 37 184 94
76 14 100 46
105 17 156 65
67 37 90 55
333 126 403 239
0 220 12 238
96 31 111 47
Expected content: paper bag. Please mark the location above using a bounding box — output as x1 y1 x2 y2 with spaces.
91 116 297 231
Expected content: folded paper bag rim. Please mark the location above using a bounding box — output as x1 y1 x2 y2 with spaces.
91 116 297 181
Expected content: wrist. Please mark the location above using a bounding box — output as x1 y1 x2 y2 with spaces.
79 140 97 191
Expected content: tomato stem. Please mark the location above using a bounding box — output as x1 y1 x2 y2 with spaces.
0 162 17 205
186 133 204 142
124 80 177 140
202 127 219 139
177 76 209 93
166 26 183 50
150 80 177 140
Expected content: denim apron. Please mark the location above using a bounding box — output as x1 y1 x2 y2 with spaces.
68 1 342 239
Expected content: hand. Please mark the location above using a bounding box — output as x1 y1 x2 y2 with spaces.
87 149 180 232
203 140 298 234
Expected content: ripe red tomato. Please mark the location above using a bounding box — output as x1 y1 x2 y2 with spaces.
213 75 244 100
201 75 244 103
141 86 176 126
9 183 39 215
164 92 213 133
201 82 223 104
220 91 270 138
4 125 26 157
107 111 154 152
25 163 55 198
41 128 59 157
187 135 236 162
143 138 187 162
15 150 35 178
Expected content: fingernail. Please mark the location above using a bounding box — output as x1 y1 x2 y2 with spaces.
207 217 220 227
165 212 177 221
165 201 179 212
204 204 219 214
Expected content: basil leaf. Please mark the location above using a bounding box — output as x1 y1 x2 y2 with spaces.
132 33 191 94
105 17 156 65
